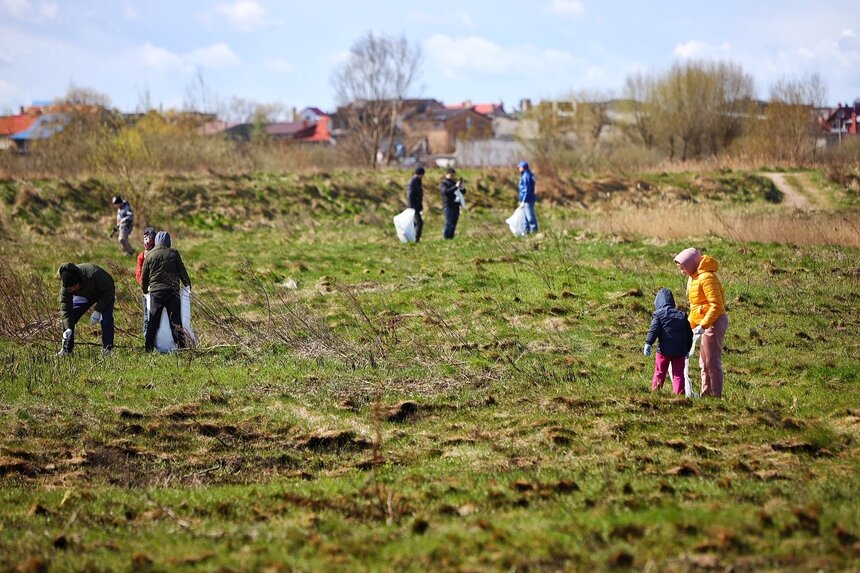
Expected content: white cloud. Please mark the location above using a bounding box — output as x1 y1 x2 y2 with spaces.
214 0 267 31
124 3 138 21
548 0 585 17
426 34 578 77
1 0 58 21
138 42 240 72
329 50 351 65
139 43 186 70
407 10 430 21
38 1 56 18
188 43 240 69
673 40 732 59
267 58 294 73
455 10 473 27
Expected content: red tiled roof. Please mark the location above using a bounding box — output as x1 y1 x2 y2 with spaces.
298 116 332 143
473 103 501 115
265 121 316 138
0 114 38 137
443 102 503 115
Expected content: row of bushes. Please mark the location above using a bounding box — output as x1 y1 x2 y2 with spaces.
2 110 859 192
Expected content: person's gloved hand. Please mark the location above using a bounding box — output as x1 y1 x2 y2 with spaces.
643 343 652 356
57 329 72 356
692 325 705 336
90 311 102 325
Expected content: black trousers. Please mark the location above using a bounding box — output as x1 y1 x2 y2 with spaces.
144 290 185 351
443 204 460 239
414 211 423 242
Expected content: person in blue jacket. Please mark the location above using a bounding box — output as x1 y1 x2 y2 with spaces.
517 161 538 234
643 287 694 394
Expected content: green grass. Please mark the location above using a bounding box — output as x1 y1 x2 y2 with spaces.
1 170 859 571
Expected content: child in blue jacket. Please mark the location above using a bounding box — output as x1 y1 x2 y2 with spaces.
644 288 694 394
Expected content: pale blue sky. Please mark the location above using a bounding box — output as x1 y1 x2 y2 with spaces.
1 0 858 115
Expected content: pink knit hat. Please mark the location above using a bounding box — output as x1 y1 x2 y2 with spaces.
674 248 701 275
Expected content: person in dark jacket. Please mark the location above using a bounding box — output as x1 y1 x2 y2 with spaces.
406 166 425 242
57 263 116 356
439 167 465 239
644 287 694 394
517 161 538 234
141 231 191 352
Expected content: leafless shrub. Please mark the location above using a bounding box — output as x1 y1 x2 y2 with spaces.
0 257 57 343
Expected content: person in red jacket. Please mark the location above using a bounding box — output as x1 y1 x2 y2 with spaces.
135 227 156 285
136 227 156 334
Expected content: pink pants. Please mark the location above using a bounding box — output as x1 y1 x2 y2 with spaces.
699 313 728 397
652 352 686 394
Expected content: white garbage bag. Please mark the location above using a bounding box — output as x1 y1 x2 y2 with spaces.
683 334 701 398
505 205 527 237
454 189 467 210
145 286 197 352
393 208 417 243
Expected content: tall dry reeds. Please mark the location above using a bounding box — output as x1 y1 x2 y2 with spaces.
573 204 860 248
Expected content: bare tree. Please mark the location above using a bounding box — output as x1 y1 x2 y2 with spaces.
183 69 220 114
623 61 756 161
331 32 422 167
765 73 828 164
622 73 658 149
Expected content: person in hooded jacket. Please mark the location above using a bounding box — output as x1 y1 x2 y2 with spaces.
644 287 694 394
673 248 728 397
517 161 538 234
141 231 191 351
57 263 116 356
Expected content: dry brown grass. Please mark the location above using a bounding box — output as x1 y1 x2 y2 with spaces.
573 204 860 247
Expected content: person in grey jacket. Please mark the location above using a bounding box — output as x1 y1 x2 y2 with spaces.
112 195 135 255
141 231 191 351
57 263 116 356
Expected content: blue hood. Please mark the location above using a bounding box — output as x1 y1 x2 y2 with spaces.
654 287 675 311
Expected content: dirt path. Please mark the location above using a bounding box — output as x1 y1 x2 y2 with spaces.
762 172 832 210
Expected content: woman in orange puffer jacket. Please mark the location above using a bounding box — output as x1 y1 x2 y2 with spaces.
673 248 728 397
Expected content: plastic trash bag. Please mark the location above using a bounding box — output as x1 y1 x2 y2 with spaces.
393 208 417 243
145 286 197 352
505 205 527 237
454 189 467 210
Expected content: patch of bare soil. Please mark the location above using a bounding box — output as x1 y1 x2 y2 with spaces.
297 430 372 452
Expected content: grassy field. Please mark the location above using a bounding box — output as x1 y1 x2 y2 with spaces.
1 169 859 572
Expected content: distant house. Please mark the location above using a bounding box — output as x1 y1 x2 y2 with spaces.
9 113 70 152
222 107 333 144
401 106 494 156
822 99 860 143
0 104 49 151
